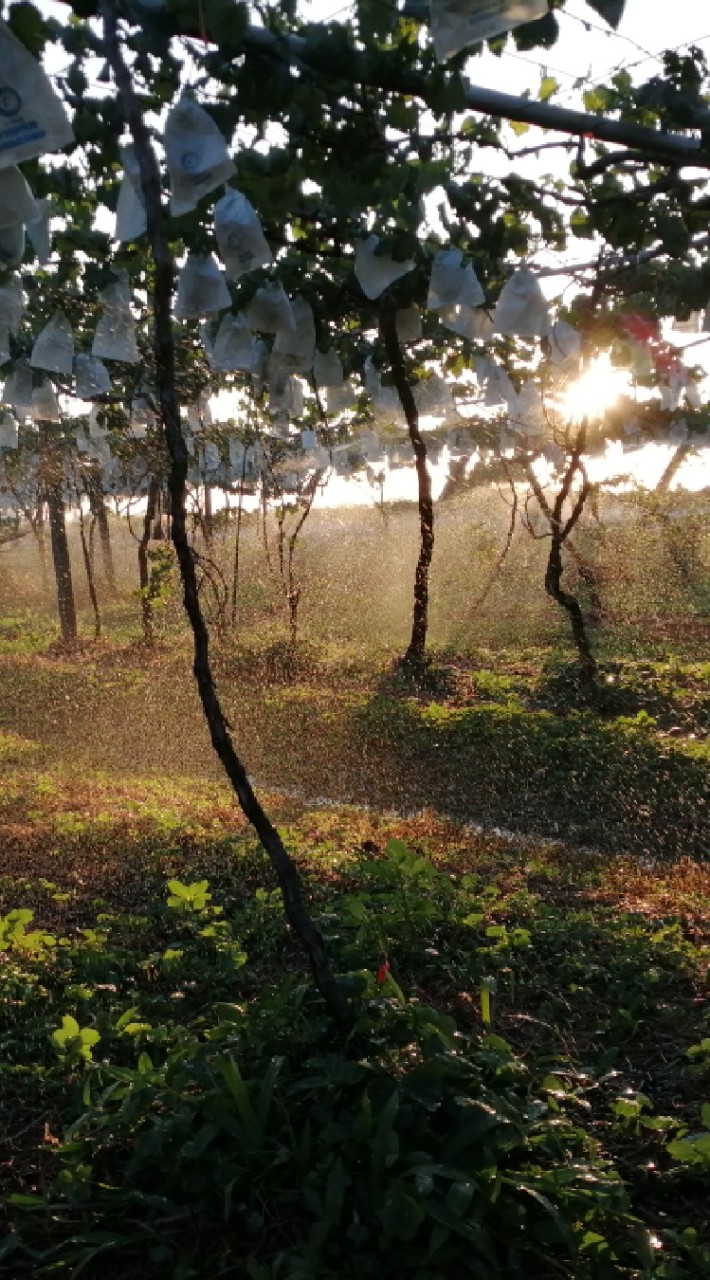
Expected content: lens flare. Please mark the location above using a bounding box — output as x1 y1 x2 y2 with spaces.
560 353 630 422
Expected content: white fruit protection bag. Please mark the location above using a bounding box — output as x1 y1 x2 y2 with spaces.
93 274 141 363
214 188 272 279
26 196 51 262
164 94 235 216
430 0 548 62
354 235 415 300
74 354 112 399
272 296 316 373
493 267 550 338
313 347 343 390
0 164 38 229
246 282 295 334
3 358 32 416
0 222 24 267
0 19 74 167
115 144 147 242
31 378 61 421
175 252 231 319
0 273 23 333
30 311 74 376
0 410 18 448
395 305 422 343
211 312 258 373
428 247 484 310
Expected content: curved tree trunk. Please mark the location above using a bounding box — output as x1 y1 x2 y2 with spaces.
380 307 433 670
525 445 597 680
103 2 350 1030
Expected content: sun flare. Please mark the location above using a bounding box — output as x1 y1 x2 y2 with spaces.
560 354 631 423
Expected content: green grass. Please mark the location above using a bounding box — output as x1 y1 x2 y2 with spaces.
0 753 708 1278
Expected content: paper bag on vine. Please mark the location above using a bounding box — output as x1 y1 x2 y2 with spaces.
75 354 111 400
176 253 231 319
26 197 51 262
0 19 74 167
130 396 154 438
428 247 484 310
164 94 235 216
0 222 24 267
74 426 89 454
200 441 221 473
246 282 295 334
31 378 61 422
442 303 493 342
186 393 213 432
476 356 516 410
396 305 422 343
548 319 581 365
272 296 315 373
0 411 17 448
93 274 140 363
30 312 74 376
313 347 343 390
0 274 23 337
211 312 257 372
0 165 38 229
115 145 147 243
493 267 550 338
326 379 357 415
354 235 415 300
430 0 547 62
214 188 272 280
3 358 32 415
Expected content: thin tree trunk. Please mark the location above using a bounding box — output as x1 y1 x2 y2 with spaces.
532 441 597 680
657 440 692 494
78 498 102 639
40 423 78 645
35 501 50 594
86 460 117 593
286 470 323 650
380 307 433 670
203 479 214 547
230 448 248 627
545 523 597 680
138 476 160 645
103 2 350 1029
523 459 604 624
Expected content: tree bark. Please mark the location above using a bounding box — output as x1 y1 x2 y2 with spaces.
40 423 77 645
138 476 160 645
380 307 433 670
78 499 102 639
230 448 248 627
102 1 350 1029
86 460 117 593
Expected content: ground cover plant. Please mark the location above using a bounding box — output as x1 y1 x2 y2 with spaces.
0 665 708 1278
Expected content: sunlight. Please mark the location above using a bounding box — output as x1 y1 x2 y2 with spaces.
560 354 631 423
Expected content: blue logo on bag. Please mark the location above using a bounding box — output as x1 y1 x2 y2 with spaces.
0 88 21 117
181 150 200 172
